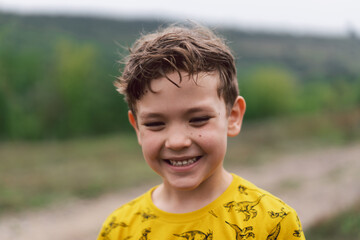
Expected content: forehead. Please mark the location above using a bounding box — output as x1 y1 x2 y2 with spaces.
150 71 219 92
135 71 225 116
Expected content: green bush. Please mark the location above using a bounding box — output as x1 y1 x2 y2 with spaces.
240 65 299 118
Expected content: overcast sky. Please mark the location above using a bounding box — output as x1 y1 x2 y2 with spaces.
1 0 360 36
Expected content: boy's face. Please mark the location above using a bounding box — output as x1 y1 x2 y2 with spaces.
128 71 245 191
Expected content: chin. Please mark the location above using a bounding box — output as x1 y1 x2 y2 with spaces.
163 174 209 192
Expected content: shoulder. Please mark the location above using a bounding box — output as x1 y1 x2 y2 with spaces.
227 174 305 239
97 187 155 240
103 187 153 222
228 174 299 221
231 173 290 208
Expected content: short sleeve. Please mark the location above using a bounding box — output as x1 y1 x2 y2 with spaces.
275 210 306 239
96 214 124 240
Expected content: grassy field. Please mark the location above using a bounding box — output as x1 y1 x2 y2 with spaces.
304 200 360 239
0 134 156 213
0 109 359 215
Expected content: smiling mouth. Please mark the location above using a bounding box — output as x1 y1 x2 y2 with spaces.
166 156 201 167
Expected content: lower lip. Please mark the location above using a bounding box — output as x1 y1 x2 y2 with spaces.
166 157 201 172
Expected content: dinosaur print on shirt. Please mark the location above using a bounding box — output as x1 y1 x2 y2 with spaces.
266 223 281 240
223 195 265 221
139 227 151 240
268 207 288 219
173 230 213 240
100 217 128 240
225 221 255 239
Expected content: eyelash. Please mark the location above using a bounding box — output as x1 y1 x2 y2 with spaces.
190 116 211 124
143 116 211 130
144 122 164 127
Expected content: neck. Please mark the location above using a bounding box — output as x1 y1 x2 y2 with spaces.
152 170 232 213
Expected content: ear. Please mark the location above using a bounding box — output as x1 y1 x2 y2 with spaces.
227 96 246 137
128 110 142 145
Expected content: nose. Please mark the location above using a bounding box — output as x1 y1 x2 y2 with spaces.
164 126 191 151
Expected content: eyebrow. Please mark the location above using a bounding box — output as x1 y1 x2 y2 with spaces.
186 106 214 114
139 112 163 119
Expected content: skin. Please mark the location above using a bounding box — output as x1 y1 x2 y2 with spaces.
128 71 246 213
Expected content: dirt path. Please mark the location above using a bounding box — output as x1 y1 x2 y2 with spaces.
1 143 359 240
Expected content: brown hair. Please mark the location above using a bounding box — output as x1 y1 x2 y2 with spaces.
115 23 239 116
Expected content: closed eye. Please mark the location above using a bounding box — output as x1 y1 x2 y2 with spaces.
144 121 164 126
143 121 165 130
190 116 211 126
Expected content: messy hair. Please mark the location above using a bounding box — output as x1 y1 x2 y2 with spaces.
115 23 239 115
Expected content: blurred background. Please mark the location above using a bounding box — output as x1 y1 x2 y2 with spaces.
0 0 360 239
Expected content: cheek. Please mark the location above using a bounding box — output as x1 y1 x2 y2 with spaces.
140 132 163 158
197 125 228 152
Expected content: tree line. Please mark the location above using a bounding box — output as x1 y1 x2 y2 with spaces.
0 12 359 140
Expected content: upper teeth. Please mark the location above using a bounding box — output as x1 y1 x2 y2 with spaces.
169 157 197 166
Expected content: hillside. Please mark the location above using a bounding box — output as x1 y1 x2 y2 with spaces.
2 12 360 78
1 12 360 139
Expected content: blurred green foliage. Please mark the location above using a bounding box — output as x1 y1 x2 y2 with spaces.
240 66 299 118
0 12 360 140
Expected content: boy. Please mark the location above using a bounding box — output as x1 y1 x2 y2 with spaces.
97 24 305 240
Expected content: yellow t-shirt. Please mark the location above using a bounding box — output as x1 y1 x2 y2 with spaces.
97 174 305 239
